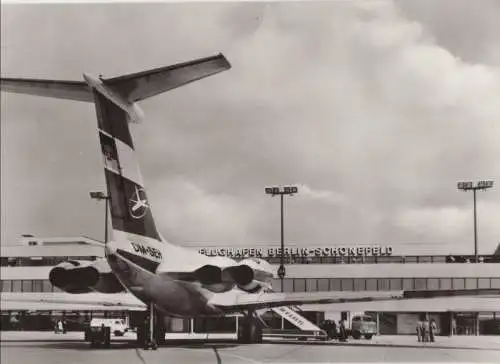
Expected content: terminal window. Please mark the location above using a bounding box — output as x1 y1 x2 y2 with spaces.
440 278 452 289
317 278 329 291
283 279 294 293
427 278 439 290
329 279 341 291
2 280 12 292
453 278 465 290
365 279 377 291
491 278 500 288
465 278 478 289
390 279 402 290
341 279 354 291
378 279 390 291
353 278 366 291
414 278 427 290
478 278 490 289
294 279 306 292
306 278 318 292
0 280 56 293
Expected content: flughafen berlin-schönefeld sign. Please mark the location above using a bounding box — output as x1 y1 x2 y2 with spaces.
198 245 394 258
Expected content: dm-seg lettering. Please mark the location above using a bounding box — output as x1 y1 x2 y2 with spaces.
130 242 163 260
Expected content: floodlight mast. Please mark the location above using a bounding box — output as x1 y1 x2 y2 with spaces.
265 186 298 292
457 180 494 263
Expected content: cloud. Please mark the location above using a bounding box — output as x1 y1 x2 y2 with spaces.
149 177 258 244
299 185 348 206
1 1 499 253
396 205 470 238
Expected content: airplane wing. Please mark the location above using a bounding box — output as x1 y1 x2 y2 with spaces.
210 289 500 312
0 78 92 102
105 53 231 102
0 292 146 311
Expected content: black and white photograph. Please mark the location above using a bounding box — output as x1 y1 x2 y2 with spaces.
1 0 499 363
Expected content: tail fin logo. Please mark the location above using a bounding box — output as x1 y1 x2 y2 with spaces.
129 186 149 219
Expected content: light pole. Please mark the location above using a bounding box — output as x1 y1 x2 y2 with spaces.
265 186 298 292
90 191 110 243
457 180 494 263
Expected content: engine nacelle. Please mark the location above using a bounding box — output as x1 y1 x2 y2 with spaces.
193 264 239 293
49 258 124 294
192 258 274 293
234 258 274 293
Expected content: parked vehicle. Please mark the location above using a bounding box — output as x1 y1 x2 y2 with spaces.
89 318 128 337
351 315 377 340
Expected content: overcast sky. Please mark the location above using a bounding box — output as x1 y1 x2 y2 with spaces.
1 1 499 254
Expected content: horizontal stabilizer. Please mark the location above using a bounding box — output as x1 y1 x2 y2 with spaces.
1 53 231 103
105 53 231 102
0 78 92 102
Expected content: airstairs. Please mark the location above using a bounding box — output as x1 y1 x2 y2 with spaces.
262 306 328 341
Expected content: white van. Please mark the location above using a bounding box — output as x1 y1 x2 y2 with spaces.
90 318 128 337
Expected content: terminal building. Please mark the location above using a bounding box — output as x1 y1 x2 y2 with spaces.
1 235 500 336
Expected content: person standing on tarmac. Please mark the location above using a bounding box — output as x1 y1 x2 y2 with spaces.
416 319 423 342
331 320 338 340
430 319 437 342
338 319 347 342
423 318 430 342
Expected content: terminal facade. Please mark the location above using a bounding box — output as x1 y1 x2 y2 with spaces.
1 236 499 335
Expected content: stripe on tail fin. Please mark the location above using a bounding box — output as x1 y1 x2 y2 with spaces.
94 91 161 242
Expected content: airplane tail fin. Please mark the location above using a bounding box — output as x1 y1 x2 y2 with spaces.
1 54 231 245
